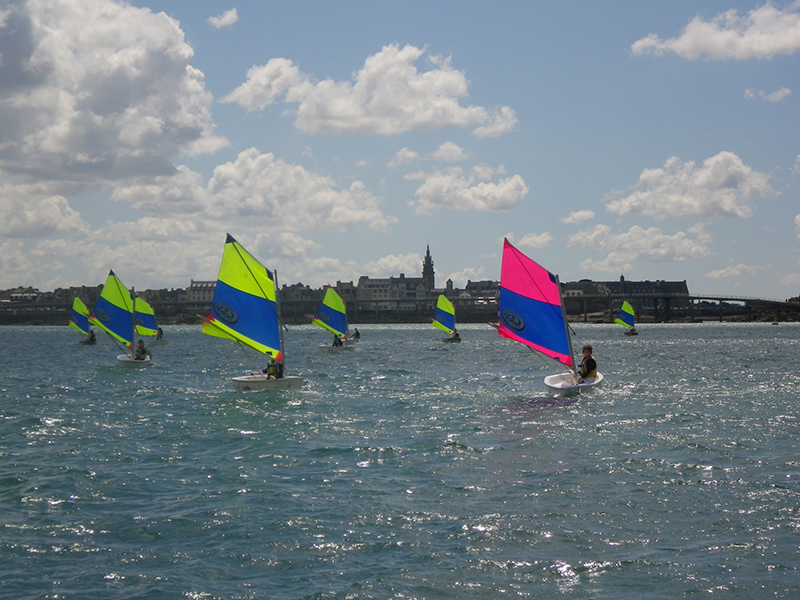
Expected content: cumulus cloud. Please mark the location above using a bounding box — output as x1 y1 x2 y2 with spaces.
221 43 517 136
705 263 760 279
744 87 792 102
796 212 800 237
0 0 227 191
605 152 771 220
387 147 420 168
406 165 529 215
208 8 238 29
518 232 554 249
432 141 468 163
569 224 713 272
0 185 89 238
561 210 595 224
362 253 422 278
631 2 800 60
112 148 397 234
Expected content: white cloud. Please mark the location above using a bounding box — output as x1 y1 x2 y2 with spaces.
446 266 485 288
744 87 792 102
362 253 422 278
518 232 554 249
569 224 713 272
221 44 517 136
208 9 238 29
387 147 420 168
0 0 227 191
795 212 800 238
705 263 760 279
606 152 771 220
0 187 89 238
431 141 468 163
631 2 800 60
113 148 397 234
561 210 595 224
406 165 528 215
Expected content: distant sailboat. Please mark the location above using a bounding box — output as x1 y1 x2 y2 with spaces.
312 286 351 347
90 270 151 366
432 294 460 342
201 234 303 391
69 297 95 344
134 297 158 337
615 301 638 335
496 238 602 392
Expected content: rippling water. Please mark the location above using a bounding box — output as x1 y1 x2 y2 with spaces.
1 322 798 598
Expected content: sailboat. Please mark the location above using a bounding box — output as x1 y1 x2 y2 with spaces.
201 234 303 391
90 270 151 366
432 294 460 342
69 297 96 344
615 301 638 335
312 286 352 348
496 238 602 392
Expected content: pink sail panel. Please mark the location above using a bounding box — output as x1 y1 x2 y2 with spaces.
500 239 562 307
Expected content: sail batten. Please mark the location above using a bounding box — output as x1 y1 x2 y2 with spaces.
432 294 456 334
312 287 348 338
497 239 574 368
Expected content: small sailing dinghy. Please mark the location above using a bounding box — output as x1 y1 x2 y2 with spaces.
90 270 152 367
201 234 303 392
615 301 638 335
432 294 460 342
496 239 602 393
69 297 96 344
312 286 353 348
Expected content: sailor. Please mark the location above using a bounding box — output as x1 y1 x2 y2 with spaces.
332 335 343 347
352 328 360 339
156 327 163 340
578 344 597 382
263 358 283 379
451 329 460 340
133 339 151 360
87 329 96 343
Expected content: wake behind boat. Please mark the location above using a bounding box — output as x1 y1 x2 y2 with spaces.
202 234 302 392
496 239 602 394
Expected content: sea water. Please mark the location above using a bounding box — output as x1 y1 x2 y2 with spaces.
0 322 798 599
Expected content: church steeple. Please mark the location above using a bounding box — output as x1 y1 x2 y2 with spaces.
422 245 435 291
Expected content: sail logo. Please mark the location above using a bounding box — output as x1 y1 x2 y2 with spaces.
501 309 525 332
213 302 239 325
94 308 110 324
318 313 330 323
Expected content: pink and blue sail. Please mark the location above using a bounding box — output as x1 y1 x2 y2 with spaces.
497 239 574 369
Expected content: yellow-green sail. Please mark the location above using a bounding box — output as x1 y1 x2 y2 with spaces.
312 287 348 338
69 297 91 336
90 270 135 349
431 294 456 335
202 234 282 360
134 297 158 336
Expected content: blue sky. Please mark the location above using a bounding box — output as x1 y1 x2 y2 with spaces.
1 0 798 300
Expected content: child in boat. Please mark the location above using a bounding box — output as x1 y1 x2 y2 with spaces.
262 358 283 379
332 335 343 347
134 339 151 360
578 344 597 382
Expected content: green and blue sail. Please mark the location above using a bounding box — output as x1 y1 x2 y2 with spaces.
69 297 91 337
615 301 635 330
431 294 456 335
202 234 283 361
90 270 135 349
312 286 348 338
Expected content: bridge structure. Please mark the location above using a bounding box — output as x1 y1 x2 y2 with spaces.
568 292 800 322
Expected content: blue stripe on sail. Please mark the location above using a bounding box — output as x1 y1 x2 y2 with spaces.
499 287 570 358
72 310 90 335
211 280 280 352
135 311 158 333
434 307 455 332
92 296 133 345
315 304 347 337
616 311 635 328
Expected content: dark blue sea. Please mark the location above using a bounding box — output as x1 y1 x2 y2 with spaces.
1 322 798 599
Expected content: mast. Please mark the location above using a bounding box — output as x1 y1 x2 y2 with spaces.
274 269 286 368
555 274 577 376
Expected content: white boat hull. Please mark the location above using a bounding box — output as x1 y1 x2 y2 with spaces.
116 354 152 367
318 344 354 350
231 374 304 392
544 372 603 393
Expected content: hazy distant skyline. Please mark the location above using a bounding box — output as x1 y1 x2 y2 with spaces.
0 0 798 300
